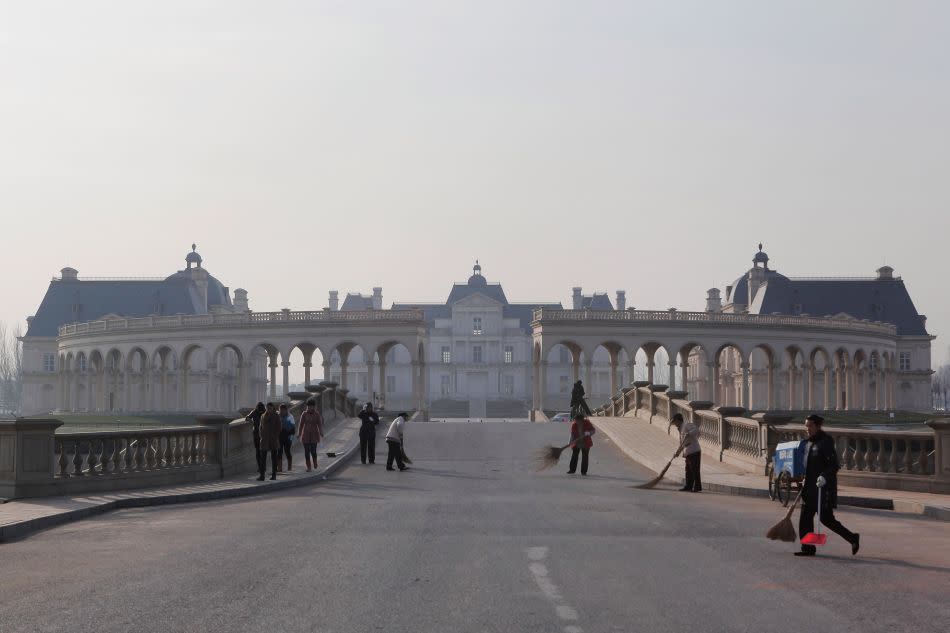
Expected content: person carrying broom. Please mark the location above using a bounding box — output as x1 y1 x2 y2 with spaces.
672 413 702 492
567 413 596 475
795 414 860 557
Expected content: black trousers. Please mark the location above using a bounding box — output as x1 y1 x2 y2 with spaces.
568 447 589 474
360 431 376 463
259 449 278 477
303 443 318 466
684 452 702 491
386 440 405 470
799 494 856 553
253 435 265 473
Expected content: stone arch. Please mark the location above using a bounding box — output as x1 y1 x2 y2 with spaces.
712 343 748 408
678 341 712 400
373 340 416 411
584 341 625 400
210 343 245 412
247 342 280 403
808 347 833 411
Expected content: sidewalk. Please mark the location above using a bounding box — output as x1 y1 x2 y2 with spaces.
0 416 363 542
594 415 950 522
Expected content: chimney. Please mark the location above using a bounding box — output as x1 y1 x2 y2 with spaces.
706 288 722 313
329 290 339 311
572 287 583 310
60 267 78 281
233 288 249 312
615 290 626 312
877 266 894 280
920 314 927 329
372 287 383 310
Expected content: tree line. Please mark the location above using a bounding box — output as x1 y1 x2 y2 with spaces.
0 323 23 416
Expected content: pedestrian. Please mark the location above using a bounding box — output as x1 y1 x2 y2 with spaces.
245 402 266 476
567 413 595 475
277 403 296 472
385 412 409 471
672 413 702 492
570 380 592 417
358 402 380 464
258 402 281 481
297 399 324 472
796 414 860 557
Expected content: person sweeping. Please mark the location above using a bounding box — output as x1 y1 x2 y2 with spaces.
673 413 702 492
795 414 860 557
567 413 596 475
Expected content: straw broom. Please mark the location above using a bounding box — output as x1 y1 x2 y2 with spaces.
535 442 573 471
633 441 686 489
766 488 803 542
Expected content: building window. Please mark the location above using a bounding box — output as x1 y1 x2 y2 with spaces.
78 355 87 372
472 346 483 363
441 346 451 364
441 375 451 395
869 355 878 371
504 346 513 364
43 353 56 372
473 317 483 336
559 375 569 393
559 347 570 364
502 374 514 395
899 352 911 371
386 376 396 393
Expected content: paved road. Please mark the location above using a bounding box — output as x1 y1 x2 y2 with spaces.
2 422 948 633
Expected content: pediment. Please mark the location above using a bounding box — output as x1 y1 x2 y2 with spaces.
453 292 503 308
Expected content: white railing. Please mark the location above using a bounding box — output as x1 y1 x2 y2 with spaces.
532 308 897 335
59 309 427 337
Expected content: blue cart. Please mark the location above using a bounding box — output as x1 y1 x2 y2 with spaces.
768 440 807 506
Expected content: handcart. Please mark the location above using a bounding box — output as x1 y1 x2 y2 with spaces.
768 440 806 506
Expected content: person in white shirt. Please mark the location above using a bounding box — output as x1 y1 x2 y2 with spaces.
385 413 409 471
672 413 702 492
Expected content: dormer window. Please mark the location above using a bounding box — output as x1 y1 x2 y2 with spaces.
473 317 483 336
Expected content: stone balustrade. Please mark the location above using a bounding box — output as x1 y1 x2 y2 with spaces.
0 390 359 500
592 383 950 493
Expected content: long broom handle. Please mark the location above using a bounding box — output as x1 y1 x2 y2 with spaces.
784 487 804 520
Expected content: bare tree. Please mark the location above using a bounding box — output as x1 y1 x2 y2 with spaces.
0 323 23 415
934 361 950 411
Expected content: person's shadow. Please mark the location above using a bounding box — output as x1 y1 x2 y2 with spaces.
817 554 950 575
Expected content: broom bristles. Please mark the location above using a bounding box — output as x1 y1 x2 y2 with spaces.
535 445 567 471
765 488 803 542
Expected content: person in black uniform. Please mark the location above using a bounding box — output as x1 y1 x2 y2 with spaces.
357 402 380 464
245 402 266 475
796 414 860 557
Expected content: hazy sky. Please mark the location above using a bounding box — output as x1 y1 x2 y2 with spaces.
2 1 949 363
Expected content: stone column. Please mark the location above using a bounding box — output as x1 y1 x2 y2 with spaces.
806 364 815 411
835 365 843 410
766 363 776 411
875 369 883 410
680 362 688 398
707 363 718 403
626 360 636 387
584 360 594 396
377 361 387 409
539 361 548 411
281 361 291 397
411 361 420 412
610 354 619 396
178 368 188 411
303 361 312 387
268 361 278 399
207 363 216 412
860 368 868 410
741 363 751 410
647 360 655 384
340 360 349 390
366 360 376 404
667 360 677 391
787 364 797 411
823 368 831 411
571 355 580 382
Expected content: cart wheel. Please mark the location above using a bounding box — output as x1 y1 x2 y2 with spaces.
777 472 793 507
767 466 778 501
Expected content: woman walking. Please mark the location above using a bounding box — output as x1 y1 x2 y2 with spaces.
245 402 266 476
297 399 324 472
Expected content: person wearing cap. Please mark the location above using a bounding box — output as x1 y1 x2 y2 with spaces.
385 413 409 471
358 402 380 464
297 399 324 472
796 414 860 557
567 413 596 475
672 413 702 492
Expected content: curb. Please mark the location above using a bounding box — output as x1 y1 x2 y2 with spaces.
0 434 361 543
599 423 949 522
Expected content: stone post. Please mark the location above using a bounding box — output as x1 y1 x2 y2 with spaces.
740 363 751 410
706 363 718 403
195 414 234 478
0 418 63 499
281 361 291 398
927 419 950 482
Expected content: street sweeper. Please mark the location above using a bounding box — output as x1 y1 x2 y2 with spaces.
567 413 596 475
795 414 860 557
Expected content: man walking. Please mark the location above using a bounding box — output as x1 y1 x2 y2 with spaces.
245 402 266 476
567 413 595 475
673 413 702 492
258 402 281 481
796 414 860 557
385 412 409 471
358 402 380 464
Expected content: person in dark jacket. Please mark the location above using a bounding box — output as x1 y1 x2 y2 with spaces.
796 414 860 557
245 402 266 475
358 402 380 464
570 380 592 417
277 403 296 472
258 402 281 481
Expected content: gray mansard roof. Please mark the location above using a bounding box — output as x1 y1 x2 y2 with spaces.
26 270 232 338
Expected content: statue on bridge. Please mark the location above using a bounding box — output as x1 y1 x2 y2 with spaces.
570 380 592 418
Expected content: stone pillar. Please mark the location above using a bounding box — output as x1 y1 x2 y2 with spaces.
680 362 688 398
571 355 580 383
707 363 718 403
584 361 594 398
610 355 619 396
626 361 636 387
0 419 64 499
860 368 868 411
806 365 815 411
207 363 216 412
411 361 420 412
268 361 278 399
178 368 188 411
788 364 797 411
340 360 349 390
767 363 776 411
876 369 883 410
926 419 950 482
281 361 291 397
823 368 831 411
741 363 751 410
667 360 677 391
539 361 548 411
647 360 655 384
366 360 376 404
834 366 843 410
303 361 312 387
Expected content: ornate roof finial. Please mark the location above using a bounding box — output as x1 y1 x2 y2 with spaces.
186 243 203 268
192 243 197 252
758 242 763 251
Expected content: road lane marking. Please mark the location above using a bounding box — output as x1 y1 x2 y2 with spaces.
526 547 584 633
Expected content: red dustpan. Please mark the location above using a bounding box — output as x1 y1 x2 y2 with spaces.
801 486 828 546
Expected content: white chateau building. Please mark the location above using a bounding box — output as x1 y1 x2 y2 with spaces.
19 245 935 418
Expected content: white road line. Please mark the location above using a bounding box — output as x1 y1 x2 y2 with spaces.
526 547 584 633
